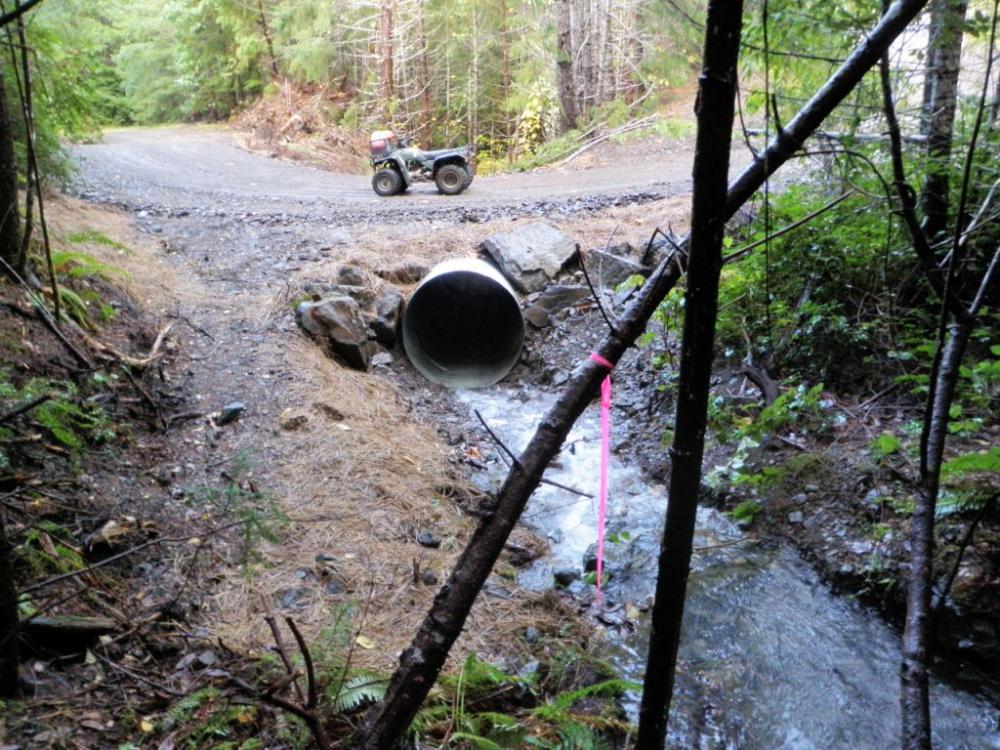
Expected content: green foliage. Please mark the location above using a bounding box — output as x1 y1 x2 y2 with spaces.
870 432 902 460
185 453 289 570
727 500 764 525
160 687 260 749
0 371 115 461
332 671 389 713
942 447 1000 478
407 652 634 749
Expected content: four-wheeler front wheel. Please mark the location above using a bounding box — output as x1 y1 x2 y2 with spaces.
372 168 403 196
435 164 470 195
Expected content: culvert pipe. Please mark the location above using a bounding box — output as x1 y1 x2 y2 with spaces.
402 258 524 388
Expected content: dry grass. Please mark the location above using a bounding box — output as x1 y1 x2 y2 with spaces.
209 337 576 671
45 193 185 312
287 196 692 292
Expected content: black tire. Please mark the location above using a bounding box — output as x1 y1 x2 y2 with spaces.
372 168 403 196
435 164 469 195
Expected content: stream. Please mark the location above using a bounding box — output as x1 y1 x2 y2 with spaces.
458 386 1000 750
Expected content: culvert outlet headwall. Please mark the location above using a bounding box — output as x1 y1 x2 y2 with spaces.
402 258 524 388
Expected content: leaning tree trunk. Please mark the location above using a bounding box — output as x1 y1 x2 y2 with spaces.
350 3 933 747
635 0 742 745
0 67 22 274
556 0 578 132
920 0 968 238
0 511 20 698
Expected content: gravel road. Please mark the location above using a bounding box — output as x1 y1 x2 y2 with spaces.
72 125 712 223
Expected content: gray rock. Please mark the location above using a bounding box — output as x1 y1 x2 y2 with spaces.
376 263 428 284
217 401 246 425
788 511 805 524
523 627 541 644
371 351 394 367
792 493 809 505
587 249 650 289
848 540 874 555
297 296 375 371
369 289 404 346
337 265 366 286
606 241 637 259
640 237 671 268
553 567 580 587
280 588 310 610
417 530 441 548
523 284 590 329
478 222 579 293
420 569 438 585
324 579 344 595
839 563 856 575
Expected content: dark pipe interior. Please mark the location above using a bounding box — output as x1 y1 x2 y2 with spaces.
403 270 524 388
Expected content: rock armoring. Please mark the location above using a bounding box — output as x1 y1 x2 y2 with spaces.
296 295 376 371
477 222 579 293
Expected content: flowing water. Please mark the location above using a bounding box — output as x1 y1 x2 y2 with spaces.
458 387 1000 750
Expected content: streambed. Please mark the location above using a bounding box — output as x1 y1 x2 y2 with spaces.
459 386 1000 750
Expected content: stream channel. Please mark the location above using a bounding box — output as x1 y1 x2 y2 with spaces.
457 386 1000 750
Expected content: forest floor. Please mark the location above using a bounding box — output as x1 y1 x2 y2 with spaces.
1 123 997 749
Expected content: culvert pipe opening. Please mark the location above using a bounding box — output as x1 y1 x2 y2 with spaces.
402 259 524 388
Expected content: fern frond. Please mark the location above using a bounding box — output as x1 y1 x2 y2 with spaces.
332 671 389 713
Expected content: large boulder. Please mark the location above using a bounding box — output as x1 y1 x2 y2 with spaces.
296 295 375 371
587 249 651 289
478 222 578 293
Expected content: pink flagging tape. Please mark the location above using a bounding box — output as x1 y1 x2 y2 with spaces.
589 352 613 604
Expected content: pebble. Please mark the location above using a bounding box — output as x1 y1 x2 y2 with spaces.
788 511 805 524
417 530 441 548
420 569 438 585
217 401 246 425
280 588 310 610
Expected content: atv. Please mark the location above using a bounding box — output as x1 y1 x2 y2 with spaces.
369 130 474 197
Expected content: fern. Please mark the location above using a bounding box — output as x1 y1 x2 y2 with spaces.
166 687 220 726
942 447 1000 478
51 249 129 280
449 732 506 750
332 671 389 713
556 722 609 750
548 679 640 712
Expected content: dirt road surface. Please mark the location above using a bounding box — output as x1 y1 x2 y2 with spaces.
74 124 716 219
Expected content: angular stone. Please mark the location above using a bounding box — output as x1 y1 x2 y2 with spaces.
337 265 365 286
218 401 245 425
417 530 441 548
297 295 375 371
523 284 590 329
587 249 650 289
478 222 578 293
788 511 805 524
376 263 428 285
369 289 404 346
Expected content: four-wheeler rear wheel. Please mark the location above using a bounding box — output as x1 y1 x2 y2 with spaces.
434 164 470 195
372 168 403 196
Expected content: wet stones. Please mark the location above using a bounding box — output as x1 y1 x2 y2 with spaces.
478 222 579 293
